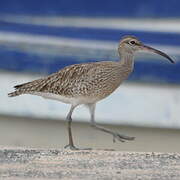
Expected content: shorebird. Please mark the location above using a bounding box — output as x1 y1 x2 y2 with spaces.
8 35 174 150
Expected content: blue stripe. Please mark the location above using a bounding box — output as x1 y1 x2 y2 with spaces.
0 0 180 18
0 20 179 84
1 21 180 46
0 47 179 84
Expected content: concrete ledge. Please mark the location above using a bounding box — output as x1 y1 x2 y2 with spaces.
0 149 180 179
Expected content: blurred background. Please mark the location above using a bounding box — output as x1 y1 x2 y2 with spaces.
1 0 180 152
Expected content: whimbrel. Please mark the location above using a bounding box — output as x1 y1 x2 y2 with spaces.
8 36 174 150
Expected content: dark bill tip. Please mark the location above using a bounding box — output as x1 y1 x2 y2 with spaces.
142 45 175 64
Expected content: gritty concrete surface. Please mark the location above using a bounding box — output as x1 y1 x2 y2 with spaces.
0 148 180 180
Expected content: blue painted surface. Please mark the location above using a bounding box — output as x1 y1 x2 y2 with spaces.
0 1 179 84
0 20 179 84
1 21 180 46
0 46 179 84
0 0 180 18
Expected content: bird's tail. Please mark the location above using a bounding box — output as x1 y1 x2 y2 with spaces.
8 90 23 97
8 77 48 97
8 81 32 97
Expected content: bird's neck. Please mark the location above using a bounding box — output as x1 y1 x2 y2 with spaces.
119 51 135 67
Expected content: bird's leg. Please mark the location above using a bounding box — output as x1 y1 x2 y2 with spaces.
87 103 135 143
64 105 92 150
91 124 135 142
64 105 78 150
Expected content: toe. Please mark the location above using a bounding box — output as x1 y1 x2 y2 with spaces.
64 144 92 150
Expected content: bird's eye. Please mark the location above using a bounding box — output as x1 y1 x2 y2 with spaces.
129 40 136 45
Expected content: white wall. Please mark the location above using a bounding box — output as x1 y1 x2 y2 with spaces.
2 71 180 129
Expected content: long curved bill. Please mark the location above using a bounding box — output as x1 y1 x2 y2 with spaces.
141 44 175 63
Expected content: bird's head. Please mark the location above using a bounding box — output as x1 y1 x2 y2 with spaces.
118 35 174 63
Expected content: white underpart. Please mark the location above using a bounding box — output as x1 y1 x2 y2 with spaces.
31 92 96 106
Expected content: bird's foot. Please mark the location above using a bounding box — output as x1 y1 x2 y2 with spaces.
64 144 92 150
112 133 135 143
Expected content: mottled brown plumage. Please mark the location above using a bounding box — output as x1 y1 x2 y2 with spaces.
8 36 174 150
9 61 132 102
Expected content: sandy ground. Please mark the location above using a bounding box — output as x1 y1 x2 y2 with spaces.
0 148 180 180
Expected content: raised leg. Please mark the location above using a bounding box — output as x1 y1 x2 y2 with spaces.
87 103 135 143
